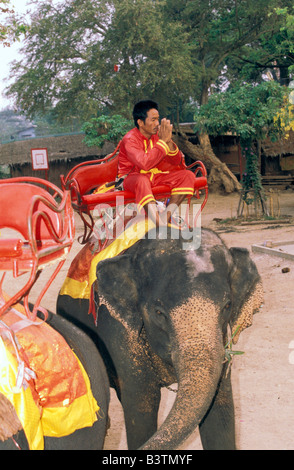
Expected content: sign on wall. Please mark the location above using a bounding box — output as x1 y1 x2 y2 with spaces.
31 148 49 171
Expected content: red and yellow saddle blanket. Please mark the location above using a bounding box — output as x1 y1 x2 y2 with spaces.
0 295 99 450
59 217 156 322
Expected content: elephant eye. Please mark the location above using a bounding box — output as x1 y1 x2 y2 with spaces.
154 300 167 318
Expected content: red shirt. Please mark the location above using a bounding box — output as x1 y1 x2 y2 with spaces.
118 127 184 177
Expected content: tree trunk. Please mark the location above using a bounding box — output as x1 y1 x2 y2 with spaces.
174 130 241 194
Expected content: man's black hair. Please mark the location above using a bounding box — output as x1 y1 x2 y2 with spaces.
133 100 158 128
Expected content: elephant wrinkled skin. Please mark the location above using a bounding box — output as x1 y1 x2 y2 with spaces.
57 227 263 450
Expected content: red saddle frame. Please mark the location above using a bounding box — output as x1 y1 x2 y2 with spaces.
0 177 75 320
61 142 208 245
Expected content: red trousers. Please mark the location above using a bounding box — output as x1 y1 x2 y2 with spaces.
123 169 195 212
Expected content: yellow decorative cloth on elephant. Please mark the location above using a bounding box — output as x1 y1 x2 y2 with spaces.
0 295 99 450
60 217 156 322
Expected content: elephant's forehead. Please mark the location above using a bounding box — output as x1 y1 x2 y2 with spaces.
185 249 215 277
184 233 231 279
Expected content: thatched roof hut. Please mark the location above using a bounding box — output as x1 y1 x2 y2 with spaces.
257 130 294 189
261 131 294 158
0 134 115 187
0 134 114 165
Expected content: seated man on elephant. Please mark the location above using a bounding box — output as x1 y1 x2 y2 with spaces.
118 100 196 226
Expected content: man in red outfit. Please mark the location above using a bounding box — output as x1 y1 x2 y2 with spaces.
118 100 195 226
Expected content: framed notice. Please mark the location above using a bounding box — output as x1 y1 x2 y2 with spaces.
31 148 49 171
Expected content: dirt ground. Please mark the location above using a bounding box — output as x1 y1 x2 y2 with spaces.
2 188 294 450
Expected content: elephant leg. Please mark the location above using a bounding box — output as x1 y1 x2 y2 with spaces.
44 421 106 450
94 303 163 449
0 430 29 450
199 367 236 450
121 383 161 450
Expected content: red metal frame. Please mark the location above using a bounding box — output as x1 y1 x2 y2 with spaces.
60 142 208 245
0 177 75 320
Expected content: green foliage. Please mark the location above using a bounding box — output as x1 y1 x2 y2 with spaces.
5 0 194 120
82 114 132 148
194 81 291 203
194 81 289 140
0 0 29 46
224 326 244 366
275 6 294 75
0 0 14 45
4 0 293 122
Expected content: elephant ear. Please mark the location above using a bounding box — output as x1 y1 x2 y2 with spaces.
229 247 263 343
96 254 143 334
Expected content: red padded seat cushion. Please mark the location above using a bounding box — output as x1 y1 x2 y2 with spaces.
80 177 207 209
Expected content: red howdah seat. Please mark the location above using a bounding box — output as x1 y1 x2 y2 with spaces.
61 142 208 244
0 177 75 320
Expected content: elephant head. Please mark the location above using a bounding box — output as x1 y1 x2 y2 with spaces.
95 227 263 450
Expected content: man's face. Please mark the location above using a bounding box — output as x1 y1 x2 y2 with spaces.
138 108 160 139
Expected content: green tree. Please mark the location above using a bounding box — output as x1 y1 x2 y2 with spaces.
82 114 132 148
0 0 13 45
101 0 196 120
224 5 294 86
0 0 28 45
165 0 294 192
194 81 292 211
6 0 194 121
4 0 294 192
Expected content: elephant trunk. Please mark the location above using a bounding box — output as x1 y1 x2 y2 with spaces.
140 337 225 450
140 298 225 450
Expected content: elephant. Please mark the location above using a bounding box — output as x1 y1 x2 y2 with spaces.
57 227 263 450
0 312 110 450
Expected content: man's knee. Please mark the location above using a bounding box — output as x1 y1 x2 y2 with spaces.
124 174 151 191
174 169 195 188
134 174 152 191
183 169 196 186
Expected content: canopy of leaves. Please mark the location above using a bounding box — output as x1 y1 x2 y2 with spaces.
82 114 132 147
194 80 293 204
0 0 28 46
225 6 294 86
194 81 291 141
4 0 294 123
6 0 194 121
